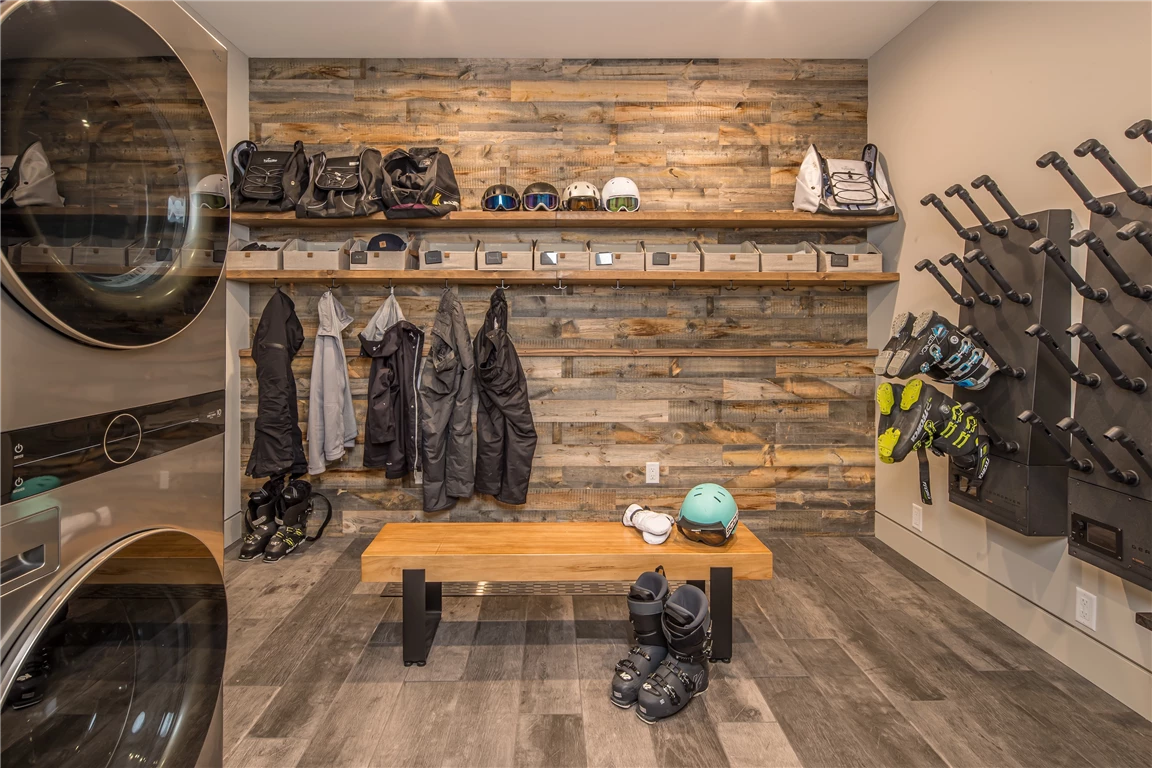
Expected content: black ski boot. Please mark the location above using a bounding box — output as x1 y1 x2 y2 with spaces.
636 584 710 724
263 479 312 563
238 478 283 561
874 311 914 376
610 570 670 709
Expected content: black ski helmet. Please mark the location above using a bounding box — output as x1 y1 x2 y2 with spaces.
522 182 560 211
481 183 520 211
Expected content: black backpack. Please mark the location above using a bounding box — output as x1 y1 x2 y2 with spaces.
230 140 308 212
381 147 461 219
297 148 386 219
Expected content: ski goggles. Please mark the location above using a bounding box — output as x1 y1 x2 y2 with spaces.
605 196 639 213
194 193 229 210
565 196 599 212
482 194 519 212
523 193 559 211
676 519 732 547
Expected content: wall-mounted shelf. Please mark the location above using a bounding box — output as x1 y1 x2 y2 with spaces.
239 346 878 359
231 210 899 230
225 268 899 287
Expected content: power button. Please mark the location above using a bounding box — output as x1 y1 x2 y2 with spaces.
103 414 142 464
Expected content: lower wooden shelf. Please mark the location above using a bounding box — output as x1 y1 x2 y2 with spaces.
225 268 898 287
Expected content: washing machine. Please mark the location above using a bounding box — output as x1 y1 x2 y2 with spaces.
1 1 230 765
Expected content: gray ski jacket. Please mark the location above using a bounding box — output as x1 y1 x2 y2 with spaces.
307 290 357 475
419 289 475 511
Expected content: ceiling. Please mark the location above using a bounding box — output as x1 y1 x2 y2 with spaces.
185 0 933 59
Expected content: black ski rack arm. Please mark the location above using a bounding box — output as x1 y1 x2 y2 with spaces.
946 184 1008 237
1036 151 1117 217
1029 237 1109 303
941 252 1000 306
915 259 973 307
1104 427 1152 481
961 402 1019 453
1066 323 1148 393
1017 410 1093 472
920 193 980 242
971 175 1038 231
1075 139 1151 205
1025 323 1101 387
962 324 1026 379
1113 325 1152 371
964 249 1032 305
1117 221 1152 257
1126 119 1152 143
1058 417 1139 486
1071 229 1152 301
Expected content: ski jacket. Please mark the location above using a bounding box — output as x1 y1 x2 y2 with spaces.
473 288 537 505
360 295 424 478
419 289 475 512
247 289 307 479
307 291 357 475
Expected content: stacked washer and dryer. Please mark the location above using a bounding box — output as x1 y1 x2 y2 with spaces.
1 2 230 765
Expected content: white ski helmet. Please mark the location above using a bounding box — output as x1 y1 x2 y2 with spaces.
562 181 601 211
601 177 640 212
193 174 230 208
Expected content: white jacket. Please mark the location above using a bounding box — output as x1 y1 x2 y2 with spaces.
307 291 357 474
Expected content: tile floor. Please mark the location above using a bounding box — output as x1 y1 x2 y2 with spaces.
221 532 1152 768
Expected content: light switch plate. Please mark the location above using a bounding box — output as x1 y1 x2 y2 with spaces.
912 503 923 531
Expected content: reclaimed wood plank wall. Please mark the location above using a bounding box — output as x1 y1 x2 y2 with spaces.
243 59 874 535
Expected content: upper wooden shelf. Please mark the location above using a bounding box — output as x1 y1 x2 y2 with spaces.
230 210 899 230
225 269 899 288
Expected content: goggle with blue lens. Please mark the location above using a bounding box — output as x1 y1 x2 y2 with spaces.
482 194 520 212
523 193 559 211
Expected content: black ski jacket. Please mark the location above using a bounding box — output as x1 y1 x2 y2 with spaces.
474 288 537 504
361 319 424 478
246 289 307 479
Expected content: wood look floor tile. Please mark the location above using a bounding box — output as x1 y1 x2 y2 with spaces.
515 714 588 768
717 722 802 768
578 678 658 768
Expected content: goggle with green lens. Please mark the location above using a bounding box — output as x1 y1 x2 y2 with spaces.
605 196 639 213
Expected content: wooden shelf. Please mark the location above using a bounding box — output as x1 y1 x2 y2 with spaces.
239 347 878 359
231 210 899 230
225 268 898 287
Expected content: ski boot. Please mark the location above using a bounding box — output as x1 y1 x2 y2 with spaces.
886 311 997 389
263 479 312 563
874 311 914 376
876 381 904 440
4 608 67 710
636 584 710 724
610 570 670 709
238 477 284 561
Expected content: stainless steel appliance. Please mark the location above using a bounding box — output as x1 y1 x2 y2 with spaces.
1 2 230 765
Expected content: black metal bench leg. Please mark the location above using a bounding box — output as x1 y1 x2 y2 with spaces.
688 579 706 593
402 569 441 667
709 566 733 664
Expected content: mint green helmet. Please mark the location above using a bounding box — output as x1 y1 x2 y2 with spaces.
677 483 739 546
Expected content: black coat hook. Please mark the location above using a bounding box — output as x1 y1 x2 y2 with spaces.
946 184 1007 237
1104 427 1152 481
1125 119 1152 143
1029 237 1109 302
920 193 979 242
1075 139 1150 206
1113 325 1152 371
915 259 973 307
940 252 1000 306
963 249 1031 305
1025 323 1100 388
1117 221 1152 257
1036 151 1117 217
1071 229 1152 300
961 324 1025 379
1017 410 1093 473
971 175 1038 231
961 402 1019 453
1058 417 1139 486
1066 323 1147 392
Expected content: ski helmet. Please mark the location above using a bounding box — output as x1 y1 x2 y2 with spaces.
562 181 601 211
677 483 738 546
522 182 561 212
481 183 520 211
193 174 229 209
602 177 640 213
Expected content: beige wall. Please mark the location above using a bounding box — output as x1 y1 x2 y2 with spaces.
868 1 1152 719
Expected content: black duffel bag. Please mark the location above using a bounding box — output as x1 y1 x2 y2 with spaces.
230 140 308 212
296 148 386 219
381 147 461 219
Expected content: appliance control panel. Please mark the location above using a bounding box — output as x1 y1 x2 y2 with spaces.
1 391 225 505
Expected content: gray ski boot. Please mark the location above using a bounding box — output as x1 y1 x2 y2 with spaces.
636 584 710 723
610 569 670 709
238 477 283 561
263 479 312 563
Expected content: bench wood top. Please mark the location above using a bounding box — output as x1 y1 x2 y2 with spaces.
361 522 772 583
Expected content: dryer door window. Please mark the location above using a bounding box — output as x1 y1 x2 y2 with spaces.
0 1 228 348
1 531 226 767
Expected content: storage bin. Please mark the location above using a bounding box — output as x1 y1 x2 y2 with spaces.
72 236 127 268
281 238 354 271
11 238 77 266
349 235 416 271
534 241 591 271
226 241 283 271
815 242 883 273
477 241 533 271
179 240 227 269
589 242 644 271
419 240 477 270
754 241 819 272
646 242 702 272
697 241 760 272
127 238 177 267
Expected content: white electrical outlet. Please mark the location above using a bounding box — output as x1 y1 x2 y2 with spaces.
912 503 923 531
645 461 660 484
1075 587 1097 631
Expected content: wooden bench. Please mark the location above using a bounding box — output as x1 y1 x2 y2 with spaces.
362 521 773 666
